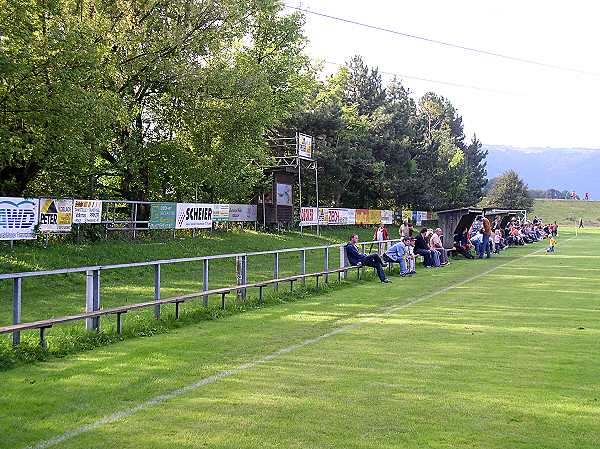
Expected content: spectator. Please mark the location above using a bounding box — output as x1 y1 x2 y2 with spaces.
373 222 389 254
453 229 474 259
345 234 391 283
476 216 492 259
430 228 449 265
426 229 442 267
470 229 484 255
406 237 417 273
579 218 584 229
414 228 437 268
400 220 410 238
383 237 412 276
493 229 505 253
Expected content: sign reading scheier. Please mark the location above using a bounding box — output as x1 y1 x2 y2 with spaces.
176 203 213 229
0 197 39 240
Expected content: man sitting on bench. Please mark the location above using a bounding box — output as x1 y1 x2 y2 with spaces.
345 234 391 283
383 236 413 276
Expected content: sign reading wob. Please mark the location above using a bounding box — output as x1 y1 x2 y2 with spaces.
0 197 39 240
176 203 213 229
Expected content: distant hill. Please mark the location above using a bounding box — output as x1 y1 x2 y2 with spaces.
483 145 600 200
532 199 600 226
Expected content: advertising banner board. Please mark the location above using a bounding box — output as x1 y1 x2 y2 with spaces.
0 197 39 240
355 209 369 225
176 203 213 229
149 202 177 229
39 198 73 232
212 204 230 222
318 207 329 225
300 207 318 226
73 200 102 224
340 208 356 225
326 208 342 225
381 210 393 225
402 210 413 223
297 133 313 159
368 209 381 225
228 205 257 222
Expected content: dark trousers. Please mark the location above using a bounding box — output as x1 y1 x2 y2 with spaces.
361 254 386 282
414 248 433 267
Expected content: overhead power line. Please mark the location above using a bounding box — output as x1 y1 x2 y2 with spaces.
322 60 523 96
285 4 600 78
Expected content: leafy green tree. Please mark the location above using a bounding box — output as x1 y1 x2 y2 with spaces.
484 169 534 211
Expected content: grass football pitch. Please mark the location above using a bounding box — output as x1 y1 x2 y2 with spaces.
1 229 599 449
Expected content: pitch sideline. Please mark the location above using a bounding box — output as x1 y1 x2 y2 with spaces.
23 241 555 449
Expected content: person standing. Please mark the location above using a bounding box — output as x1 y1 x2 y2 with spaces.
400 220 410 238
477 216 492 259
373 222 389 254
579 218 584 228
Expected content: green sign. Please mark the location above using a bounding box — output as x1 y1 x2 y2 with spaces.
149 202 176 229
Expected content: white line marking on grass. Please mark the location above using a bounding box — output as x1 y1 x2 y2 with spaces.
24 243 557 449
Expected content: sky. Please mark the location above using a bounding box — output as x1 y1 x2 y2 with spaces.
284 0 600 149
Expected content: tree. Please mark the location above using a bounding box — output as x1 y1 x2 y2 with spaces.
1 0 312 202
484 170 534 211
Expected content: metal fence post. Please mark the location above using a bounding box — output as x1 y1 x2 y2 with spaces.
300 250 306 286
274 252 279 291
154 264 161 319
324 247 329 283
86 270 101 331
339 245 347 280
202 259 209 307
236 255 247 300
12 278 22 346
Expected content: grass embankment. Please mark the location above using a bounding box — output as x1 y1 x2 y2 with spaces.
1 229 598 449
533 198 600 226
0 226 395 365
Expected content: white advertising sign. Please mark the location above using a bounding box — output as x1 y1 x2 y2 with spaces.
318 207 329 225
176 203 213 229
72 200 102 224
276 183 292 206
326 208 342 225
381 210 393 225
228 204 257 222
39 198 73 232
415 211 428 226
300 207 318 226
340 208 356 225
212 204 230 222
297 133 313 159
0 197 39 240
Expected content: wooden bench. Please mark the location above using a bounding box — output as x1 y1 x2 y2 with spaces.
0 264 363 348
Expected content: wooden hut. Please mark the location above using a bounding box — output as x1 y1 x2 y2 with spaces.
436 207 483 249
483 208 526 229
255 169 295 226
